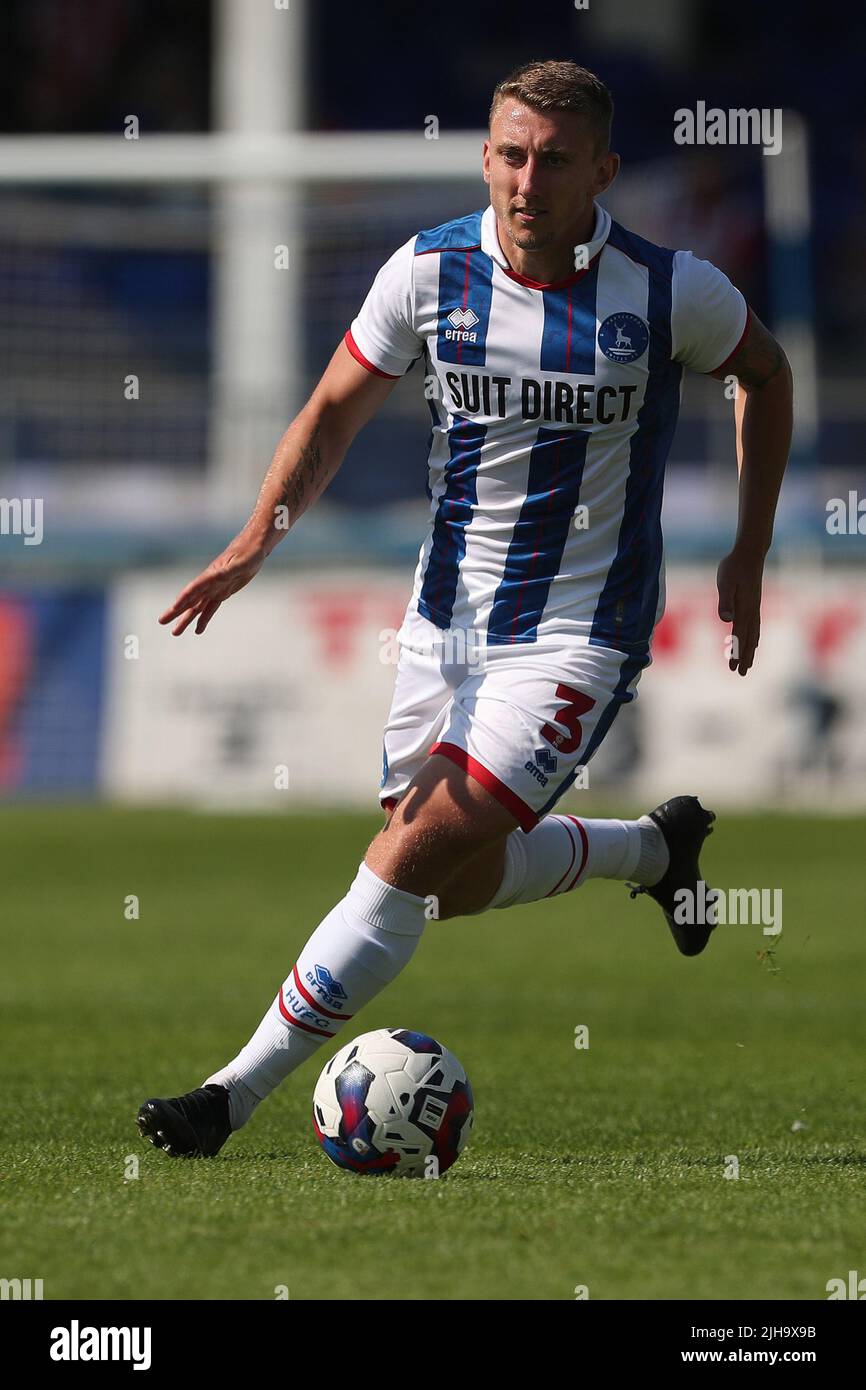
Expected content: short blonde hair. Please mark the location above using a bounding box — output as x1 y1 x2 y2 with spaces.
489 60 613 153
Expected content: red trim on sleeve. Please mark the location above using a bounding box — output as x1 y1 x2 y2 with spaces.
343 328 400 379
710 303 752 375
429 740 539 831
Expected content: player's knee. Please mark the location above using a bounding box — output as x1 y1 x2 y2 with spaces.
365 805 502 898
435 838 510 920
369 756 517 896
393 797 504 858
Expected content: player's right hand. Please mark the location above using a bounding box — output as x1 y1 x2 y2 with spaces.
716 545 764 676
159 531 267 636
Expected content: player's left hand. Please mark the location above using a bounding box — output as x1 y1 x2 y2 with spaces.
716 546 765 676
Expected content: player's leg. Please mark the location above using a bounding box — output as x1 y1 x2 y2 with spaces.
419 796 677 921
379 795 507 916
407 644 715 941
137 628 509 1159
366 752 513 907
376 771 700 936
378 744 707 934
395 776 715 954
452 796 714 944
137 756 514 1158
205 755 512 1107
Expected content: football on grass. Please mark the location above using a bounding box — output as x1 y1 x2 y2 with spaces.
312 1028 474 1177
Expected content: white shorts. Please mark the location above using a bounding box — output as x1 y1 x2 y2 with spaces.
379 607 651 831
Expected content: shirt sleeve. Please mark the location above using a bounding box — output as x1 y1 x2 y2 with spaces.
671 249 749 374
345 235 422 378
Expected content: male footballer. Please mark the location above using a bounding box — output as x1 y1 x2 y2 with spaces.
138 60 792 1158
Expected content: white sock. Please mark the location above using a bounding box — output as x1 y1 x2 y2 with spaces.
204 862 428 1130
487 815 668 910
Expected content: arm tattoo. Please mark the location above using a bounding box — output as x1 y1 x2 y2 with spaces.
716 312 786 388
277 425 324 523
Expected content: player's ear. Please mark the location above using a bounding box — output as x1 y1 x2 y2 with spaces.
594 150 620 196
482 140 491 183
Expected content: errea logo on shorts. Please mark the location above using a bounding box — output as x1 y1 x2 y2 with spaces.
525 748 558 787
445 307 479 342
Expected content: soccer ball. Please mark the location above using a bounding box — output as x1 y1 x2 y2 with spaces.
312 1028 474 1177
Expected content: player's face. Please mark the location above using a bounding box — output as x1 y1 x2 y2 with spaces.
484 102 619 260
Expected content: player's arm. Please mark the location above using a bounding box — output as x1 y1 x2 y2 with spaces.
709 311 793 676
159 341 400 636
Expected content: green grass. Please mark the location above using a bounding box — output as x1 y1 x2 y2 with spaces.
1 804 864 1300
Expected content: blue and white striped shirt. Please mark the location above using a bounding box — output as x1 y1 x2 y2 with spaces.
346 201 748 655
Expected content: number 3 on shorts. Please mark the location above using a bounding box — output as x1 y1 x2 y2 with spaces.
540 684 596 757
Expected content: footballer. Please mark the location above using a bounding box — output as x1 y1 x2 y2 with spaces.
138 60 792 1158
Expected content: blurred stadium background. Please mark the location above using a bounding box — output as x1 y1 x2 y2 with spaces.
1 0 864 812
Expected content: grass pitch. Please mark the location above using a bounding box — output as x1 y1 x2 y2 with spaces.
1 804 863 1301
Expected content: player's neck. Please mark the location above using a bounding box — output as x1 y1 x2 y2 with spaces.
495 204 597 286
